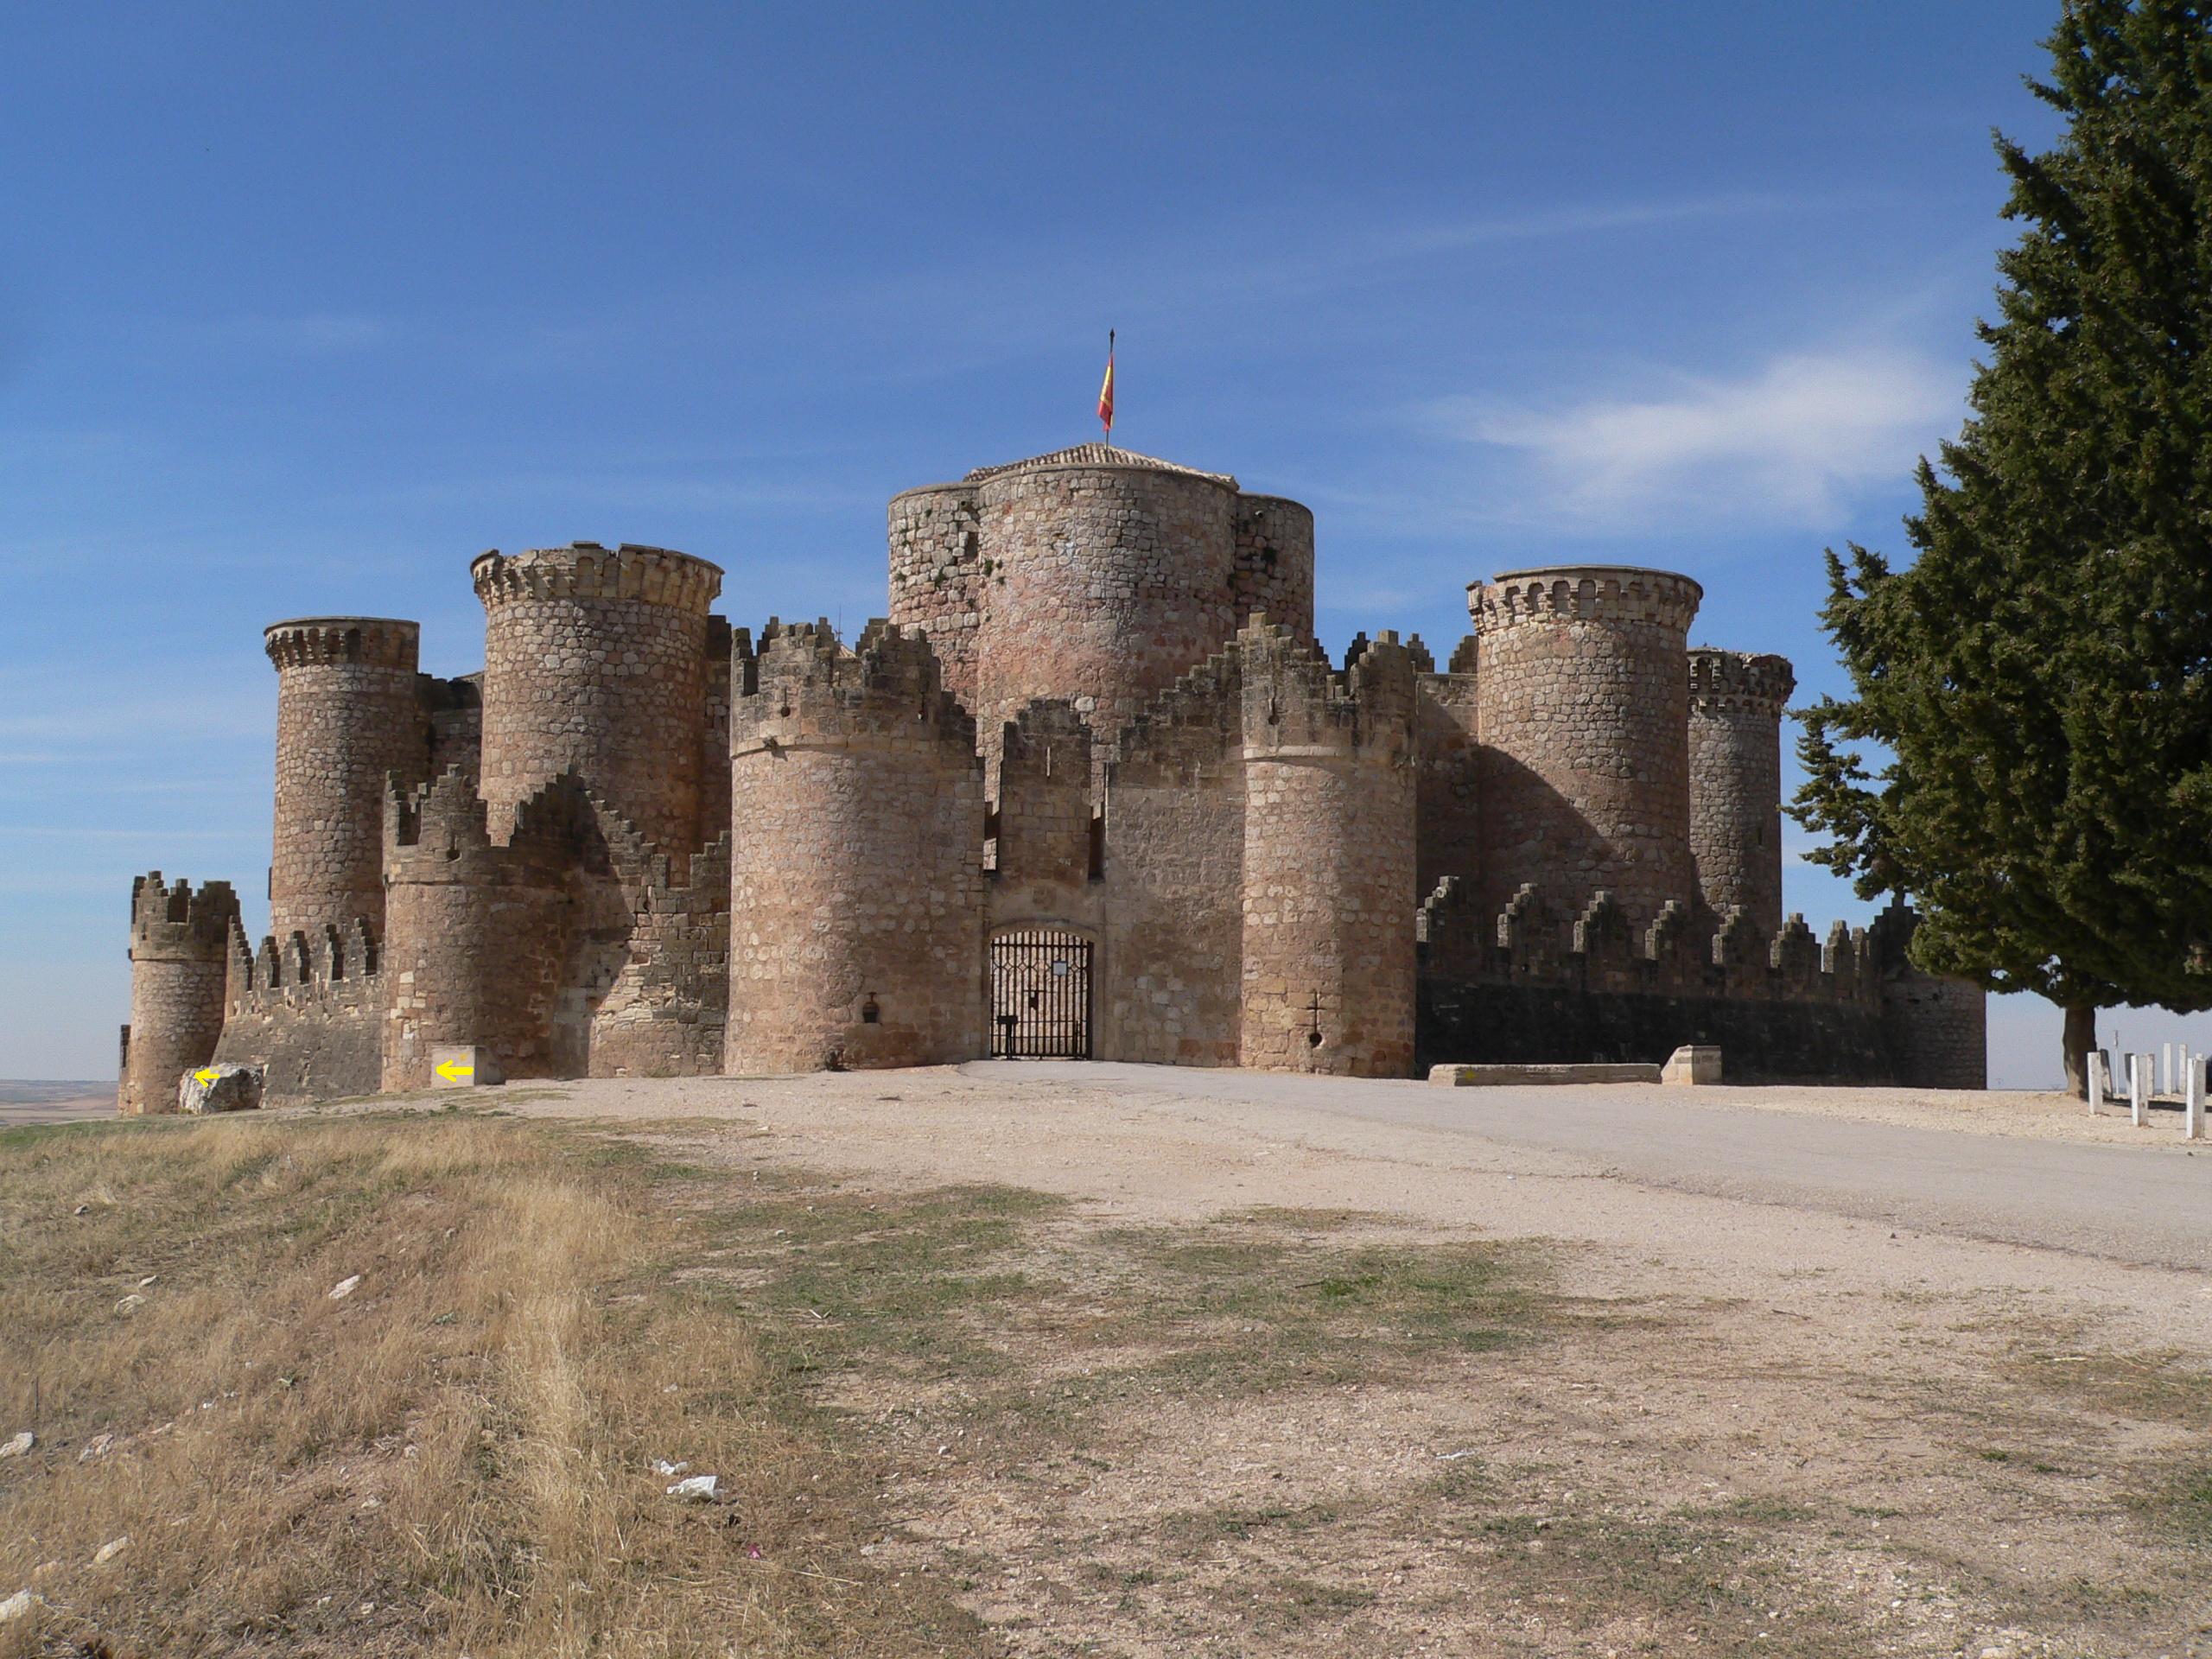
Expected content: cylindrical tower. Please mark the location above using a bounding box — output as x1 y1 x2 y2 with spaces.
726 622 985 1074
1688 648 1796 932
472 542 722 855
1471 565 1702 927
1231 494 1316 639
886 481 984 707
120 873 239 1115
1238 625 1418 1077
263 617 424 943
969 447 1240 771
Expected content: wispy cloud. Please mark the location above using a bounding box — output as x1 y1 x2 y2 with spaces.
1432 347 1962 532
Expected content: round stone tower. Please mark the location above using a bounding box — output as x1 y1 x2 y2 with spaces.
263 617 424 944
1688 648 1796 933
120 873 239 1115
472 542 722 855
886 480 983 707
969 445 1242 769
725 621 985 1074
1237 624 1419 1077
1471 565 1703 927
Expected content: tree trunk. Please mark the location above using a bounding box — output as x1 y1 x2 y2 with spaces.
2062 1001 2097 1098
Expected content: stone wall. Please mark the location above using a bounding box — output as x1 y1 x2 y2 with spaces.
1098 647 1247 1065
1238 626 1418 1077
1230 494 1316 640
1414 640 1482 899
970 451 1240 779
473 542 722 857
1472 566 1701 929
1869 901 1991 1089
726 622 986 1073
587 821 732 1078
213 917 382 1103
120 874 239 1116
887 483 984 706
1688 648 1795 932
381 768 613 1089
264 618 426 943
421 671 484 787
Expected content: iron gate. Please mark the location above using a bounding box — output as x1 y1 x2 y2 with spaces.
989 930 1092 1058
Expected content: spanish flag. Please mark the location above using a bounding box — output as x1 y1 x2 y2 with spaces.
1097 329 1115 438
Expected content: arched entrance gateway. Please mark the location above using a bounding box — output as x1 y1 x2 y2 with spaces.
988 929 1092 1059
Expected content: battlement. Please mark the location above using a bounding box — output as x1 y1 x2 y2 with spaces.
1417 879 1878 1007
1240 619 1416 759
385 765 494 861
1688 648 1796 715
1111 644 1244 784
228 913 380 998
1471 565 1704 634
470 543 724 613
264 617 421 671
733 619 976 755
129 873 240 956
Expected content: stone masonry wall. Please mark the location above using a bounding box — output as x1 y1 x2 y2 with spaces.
586 818 731 1078
264 618 426 944
1414 643 1482 899
422 672 484 788
473 543 722 858
1239 626 1419 1077
213 917 382 1103
1869 901 1990 1089
1473 566 1701 930
972 456 1240 779
726 622 986 1073
1688 648 1795 932
887 483 984 707
1230 494 1316 640
120 874 239 1116
1099 647 1247 1065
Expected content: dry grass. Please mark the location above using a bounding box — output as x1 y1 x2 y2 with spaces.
0 1110 986 1659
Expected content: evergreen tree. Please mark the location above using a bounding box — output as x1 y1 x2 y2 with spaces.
1793 0 2212 1093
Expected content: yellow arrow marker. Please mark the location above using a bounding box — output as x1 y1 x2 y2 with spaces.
193 1068 220 1085
435 1060 474 1083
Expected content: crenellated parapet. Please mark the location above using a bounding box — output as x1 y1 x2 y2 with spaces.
1472 565 1703 635
1240 620 1417 763
470 541 722 613
732 619 976 757
1110 645 1243 786
264 616 420 671
1688 648 1796 716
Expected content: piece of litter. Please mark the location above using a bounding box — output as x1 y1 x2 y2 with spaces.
667 1474 719 1500
747 1544 764 1559
0 1591 38 1624
0 1433 31 1459
113 1294 145 1315
1435 1449 1477 1461
329 1275 362 1300
93 1536 129 1566
652 1459 689 1477
78 1433 116 1462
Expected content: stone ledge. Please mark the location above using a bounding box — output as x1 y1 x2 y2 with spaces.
1428 1061 1661 1086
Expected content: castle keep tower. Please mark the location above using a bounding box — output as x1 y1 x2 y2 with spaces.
1688 649 1796 932
264 617 425 943
472 543 723 855
725 622 985 1073
1471 565 1702 926
119 874 239 1115
1238 624 1418 1077
972 448 1240 768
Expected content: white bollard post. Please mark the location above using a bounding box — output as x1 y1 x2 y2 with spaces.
2088 1051 2107 1116
2163 1042 2174 1095
2130 1054 2151 1126
2186 1056 2206 1141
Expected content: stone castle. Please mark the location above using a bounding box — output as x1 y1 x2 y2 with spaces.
118 441 1986 1113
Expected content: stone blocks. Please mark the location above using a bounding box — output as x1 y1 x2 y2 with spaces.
1662 1044 1722 1085
179 1062 264 1115
1430 1061 1662 1085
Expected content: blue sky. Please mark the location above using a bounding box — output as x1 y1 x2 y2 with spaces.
3 0 2200 1085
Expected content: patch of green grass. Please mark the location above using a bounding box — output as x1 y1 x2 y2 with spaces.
2132 1457 2212 1548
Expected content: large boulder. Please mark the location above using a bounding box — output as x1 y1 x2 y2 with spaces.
177 1063 264 1116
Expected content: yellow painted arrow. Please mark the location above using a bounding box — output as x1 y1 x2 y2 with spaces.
435 1060 474 1084
193 1068 220 1085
